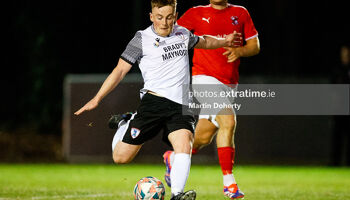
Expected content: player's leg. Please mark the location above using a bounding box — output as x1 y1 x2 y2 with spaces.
168 129 196 200
192 118 218 153
190 75 223 152
111 113 143 163
163 115 217 189
166 117 216 165
113 142 142 164
215 111 235 177
215 109 244 199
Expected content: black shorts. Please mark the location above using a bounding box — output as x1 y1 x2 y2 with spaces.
122 93 195 146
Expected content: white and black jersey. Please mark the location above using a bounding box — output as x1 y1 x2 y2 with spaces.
121 24 199 105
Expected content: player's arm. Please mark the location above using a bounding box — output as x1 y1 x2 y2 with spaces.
75 31 141 115
223 37 260 63
194 31 240 49
74 59 132 115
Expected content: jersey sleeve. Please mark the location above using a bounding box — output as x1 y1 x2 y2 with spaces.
188 32 199 49
120 31 142 65
177 8 196 31
241 8 258 41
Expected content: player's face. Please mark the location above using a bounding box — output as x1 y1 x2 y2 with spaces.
150 5 177 37
210 0 228 5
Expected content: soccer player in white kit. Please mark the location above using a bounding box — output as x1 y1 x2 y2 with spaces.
74 0 238 199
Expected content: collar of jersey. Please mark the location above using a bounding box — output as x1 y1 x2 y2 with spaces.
209 3 229 13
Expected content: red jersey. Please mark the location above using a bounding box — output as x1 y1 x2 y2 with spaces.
177 4 258 84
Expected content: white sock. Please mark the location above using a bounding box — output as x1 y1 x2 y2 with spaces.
170 153 191 196
169 151 175 165
223 173 236 186
111 121 128 151
111 113 136 152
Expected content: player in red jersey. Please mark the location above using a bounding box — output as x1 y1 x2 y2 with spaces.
163 0 260 199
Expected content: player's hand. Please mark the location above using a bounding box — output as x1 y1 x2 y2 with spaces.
74 98 100 115
223 47 241 63
225 31 242 47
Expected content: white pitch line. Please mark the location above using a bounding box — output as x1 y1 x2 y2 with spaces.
0 193 117 200
31 193 115 199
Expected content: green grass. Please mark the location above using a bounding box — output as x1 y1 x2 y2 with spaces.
0 164 349 200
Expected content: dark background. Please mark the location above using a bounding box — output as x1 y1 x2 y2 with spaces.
2 0 349 162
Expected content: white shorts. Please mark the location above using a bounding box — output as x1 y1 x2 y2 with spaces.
192 75 237 128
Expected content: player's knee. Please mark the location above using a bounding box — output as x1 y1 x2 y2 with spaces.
170 129 193 154
221 120 236 131
113 156 131 164
195 134 212 146
216 115 236 131
113 153 132 164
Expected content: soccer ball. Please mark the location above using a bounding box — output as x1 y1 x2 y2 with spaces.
133 176 165 200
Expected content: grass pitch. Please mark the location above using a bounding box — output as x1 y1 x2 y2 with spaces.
0 164 349 200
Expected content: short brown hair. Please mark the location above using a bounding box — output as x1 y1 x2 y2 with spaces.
151 0 177 9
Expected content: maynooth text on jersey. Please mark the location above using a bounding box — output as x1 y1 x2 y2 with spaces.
162 49 188 61
162 42 188 61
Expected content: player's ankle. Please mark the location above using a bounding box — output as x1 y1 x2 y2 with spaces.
223 173 236 186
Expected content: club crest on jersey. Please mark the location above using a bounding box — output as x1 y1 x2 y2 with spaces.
131 128 141 139
154 38 166 47
231 16 239 25
175 32 185 40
